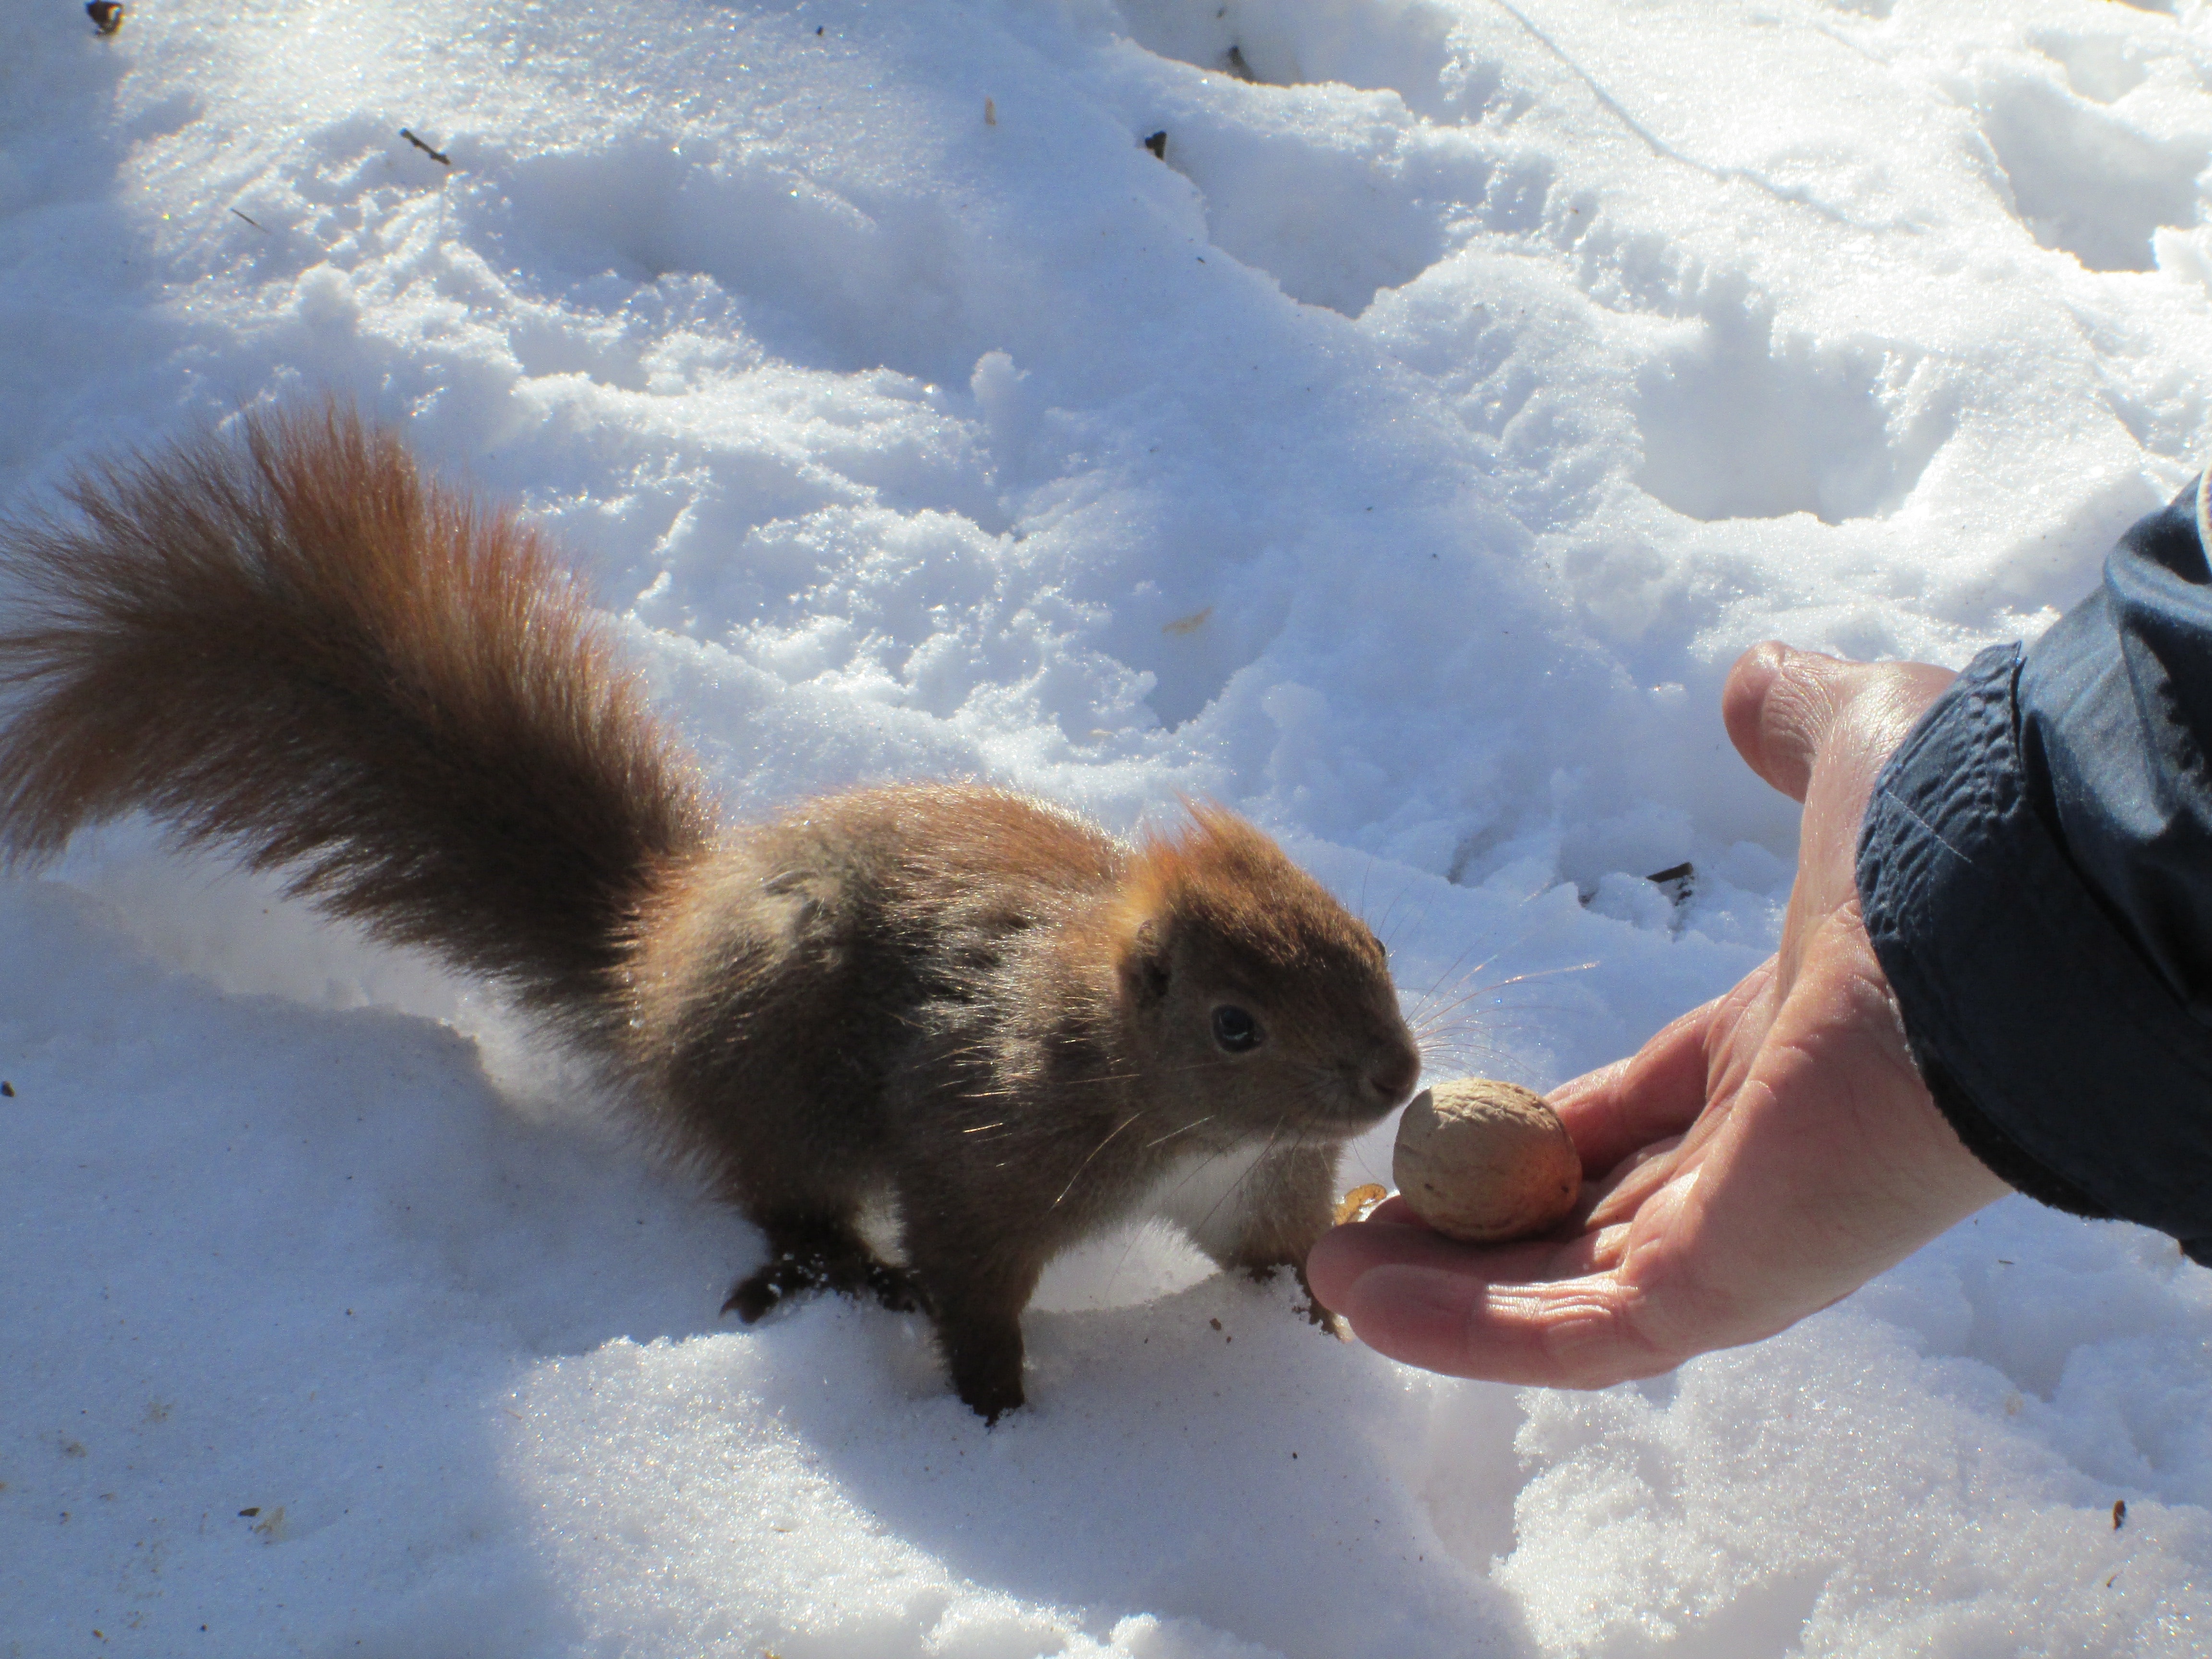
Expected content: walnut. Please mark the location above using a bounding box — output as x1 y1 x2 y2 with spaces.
1391 1078 1581 1242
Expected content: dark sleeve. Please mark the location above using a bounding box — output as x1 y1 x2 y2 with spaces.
1856 474 2212 1263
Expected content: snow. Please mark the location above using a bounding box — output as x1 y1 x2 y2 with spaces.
4 0 2212 1651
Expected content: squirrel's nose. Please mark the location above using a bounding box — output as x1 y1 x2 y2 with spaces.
1366 1046 1421 1109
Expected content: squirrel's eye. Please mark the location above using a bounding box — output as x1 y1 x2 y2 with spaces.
1211 1005 1261 1053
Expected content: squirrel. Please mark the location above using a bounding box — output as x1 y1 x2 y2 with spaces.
0 404 1422 1420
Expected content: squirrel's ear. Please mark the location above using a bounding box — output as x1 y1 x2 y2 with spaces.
1121 917 1171 1005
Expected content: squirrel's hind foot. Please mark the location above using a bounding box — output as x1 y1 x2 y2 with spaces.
722 1257 808 1323
722 1230 928 1323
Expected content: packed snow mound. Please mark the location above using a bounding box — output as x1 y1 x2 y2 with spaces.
5 0 2212 1654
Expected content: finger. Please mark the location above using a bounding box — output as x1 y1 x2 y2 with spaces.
1332 1262 1674 1388
1330 1173 1736 1386
1306 1210 1564 1308
1358 1193 1420 1226
1314 1152 1665 1297
1548 977 1756 1177
1721 641 1859 803
1579 1134 1683 1229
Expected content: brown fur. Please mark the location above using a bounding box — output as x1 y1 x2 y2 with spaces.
0 405 1421 1420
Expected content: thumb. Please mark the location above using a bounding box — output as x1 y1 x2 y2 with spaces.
1722 642 1858 804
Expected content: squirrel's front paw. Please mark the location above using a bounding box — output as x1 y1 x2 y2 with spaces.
1294 1265 1350 1340
1301 1298 1349 1340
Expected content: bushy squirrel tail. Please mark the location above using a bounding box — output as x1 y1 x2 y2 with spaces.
0 403 716 1028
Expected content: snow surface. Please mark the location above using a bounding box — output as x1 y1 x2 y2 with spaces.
5 0 2212 1651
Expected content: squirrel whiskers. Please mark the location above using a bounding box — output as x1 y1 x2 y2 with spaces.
0 404 1421 1419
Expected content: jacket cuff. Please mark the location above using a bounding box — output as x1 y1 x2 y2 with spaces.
1857 645 2212 1263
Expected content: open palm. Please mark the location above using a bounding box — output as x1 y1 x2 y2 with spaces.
1307 645 2014 1387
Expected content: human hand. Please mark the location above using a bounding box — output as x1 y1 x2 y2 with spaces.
1307 644 2014 1387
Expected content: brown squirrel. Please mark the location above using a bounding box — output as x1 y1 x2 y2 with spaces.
0 404 1421 1419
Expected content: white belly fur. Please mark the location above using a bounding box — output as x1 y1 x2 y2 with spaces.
1141 1140 1274 1261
